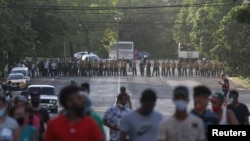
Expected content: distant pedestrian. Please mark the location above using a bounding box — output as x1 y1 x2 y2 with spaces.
104 93 131 141
227 90 250 125
157 86 205 141
115 87 132 109
210 92 238 125
218 74 229 98
190 85 218 141
45 85 104 141
120 89 163 141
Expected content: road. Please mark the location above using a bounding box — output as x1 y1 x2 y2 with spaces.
16 67 250 140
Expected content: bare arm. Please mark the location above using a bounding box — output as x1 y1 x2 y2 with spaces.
120 131 128 141
103 119 118 131
227 110 239 125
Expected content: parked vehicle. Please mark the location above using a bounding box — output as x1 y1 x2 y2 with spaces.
6 73 28 91
28 85 58 113
138 51 150 59
10 67 31 85
81 54 101 61
74 51 95 60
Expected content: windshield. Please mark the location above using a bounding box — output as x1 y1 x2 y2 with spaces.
111 44 133 50
28 87 55 95
11 70 27 76
7 75 24 80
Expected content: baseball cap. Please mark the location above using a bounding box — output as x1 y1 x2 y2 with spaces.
211 92 224 102
15 95 28 103
173 86 189 97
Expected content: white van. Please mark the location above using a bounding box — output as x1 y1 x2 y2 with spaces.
82 54 101 61
10 67 31 85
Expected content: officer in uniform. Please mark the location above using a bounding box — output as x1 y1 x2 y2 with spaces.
132 60 137 76
194 61 199 77
110 60 114 76
146 60 151 77
177 61 182 77
139 60 145 77
156 60 160 76
182 61 187 77
166 60 171 76
199 62 204 77
79 60 84 76
107 61 111 76
104 60 108 76
214 62 219 77
114 60 119 76
171 60 176 77
99 60 103 76
123 60 127 76
207 61 212 77
152 60 157 77
211 62 216 77
161 60 166 76
87 60 91 76
218 62 222 77
188 60 193 77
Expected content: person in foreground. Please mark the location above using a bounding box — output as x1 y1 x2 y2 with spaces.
45 85 104 141
120 89 163 141
210 92 239 125
157 86 205 141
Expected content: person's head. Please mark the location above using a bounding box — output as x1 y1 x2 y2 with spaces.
210 92 224 113
117 93 129 107
120 86 126 93
173 86 189 112
193 85 212 112
81 83 90 94
14 95 28 107
30 91 40 108
59 85 84 117
139 89 157 116
79 91 92 115
0 96 6 118
10 106 27 126
228 90 239 104
221 74 225 80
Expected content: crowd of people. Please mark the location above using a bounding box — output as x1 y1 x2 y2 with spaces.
14 58 223 78
0 75 249 141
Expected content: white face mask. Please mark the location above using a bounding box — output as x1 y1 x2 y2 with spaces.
228 98 233 104
118 103 126 109
174 100 188 111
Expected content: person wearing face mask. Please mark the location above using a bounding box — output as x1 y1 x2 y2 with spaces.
120 89 162 141
158 86 205 141
9 106 38 141
0 96 19 141
28 91 50 141
104 93 131 141
210 92 238 125
45 85 104 141
190 86 218 141
227 90 250 125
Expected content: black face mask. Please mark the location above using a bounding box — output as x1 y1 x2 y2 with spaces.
72 106 85 117
16 117 25 126
31 101 39 107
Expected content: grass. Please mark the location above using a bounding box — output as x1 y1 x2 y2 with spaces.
231 77 250 89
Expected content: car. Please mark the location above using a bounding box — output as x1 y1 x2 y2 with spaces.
28 85 58 113
74 51 95 60
10 67 31 85
82 54 101 61
6 73 28 91
138 51 150 59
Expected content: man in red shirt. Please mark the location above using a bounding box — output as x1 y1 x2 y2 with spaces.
45 85 104 141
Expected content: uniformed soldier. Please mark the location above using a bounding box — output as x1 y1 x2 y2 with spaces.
188 60 193 77
171 60 176 77
123 60 127 76
214 62 219 77
146 60 151 77
177 61 182 77
114 60 119 76
166 60 171 76
152 60 157 77
104 60 109 76
139 60 145 77
79 60 85 76
99 60 104 76
211 62 216 77
161 60 166 76
194 61 199 77
156 60 160 76
110 60 114 76
95 59 99 76
132 60 137 76
207 61 212 77
218 62 222 77
120 60 124 76
107 61 111 76
87 60 91 76
199 62 205 77
182 61 187 77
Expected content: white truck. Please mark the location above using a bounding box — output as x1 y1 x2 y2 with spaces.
178 43 199 59
109 41 134 60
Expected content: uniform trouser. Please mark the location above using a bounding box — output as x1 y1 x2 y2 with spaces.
207 69 211 77
172 68 175 77
147 69 151 77
166 68 171 76
195 68 200 77
109 68 113 76
120 68 123 76
152 68 157 76
189 68 193 77
114 68 118 76
99 68 103 76
211 70 216 77
178 69 181 77
156 68 160 76
140 68 144 76
39 69 43 77
104 69 108 76
123 68 127 76
182 69 187 77
217 69 222 77
162 69 165 76
132 68 137 76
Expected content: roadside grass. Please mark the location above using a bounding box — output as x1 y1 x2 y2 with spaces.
231 77 250 89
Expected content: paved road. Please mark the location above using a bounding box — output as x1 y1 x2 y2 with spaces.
19 69 250 140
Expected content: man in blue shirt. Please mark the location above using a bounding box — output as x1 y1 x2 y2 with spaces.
190 85 218 140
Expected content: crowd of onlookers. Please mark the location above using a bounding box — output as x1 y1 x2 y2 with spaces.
0 80 249 141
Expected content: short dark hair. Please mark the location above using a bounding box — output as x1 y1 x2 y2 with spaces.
0 96 5 104
221 74 225 77
59 85 80 108
140 89 157 103
120 87 126 93
117 93 128 100
193 85 211 97
229 90 239 98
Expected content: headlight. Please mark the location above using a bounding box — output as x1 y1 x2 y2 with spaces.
49 100 53 103
53 100 57 104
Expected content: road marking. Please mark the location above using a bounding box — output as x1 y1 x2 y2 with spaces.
99 90 107 92
117 76 121 93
